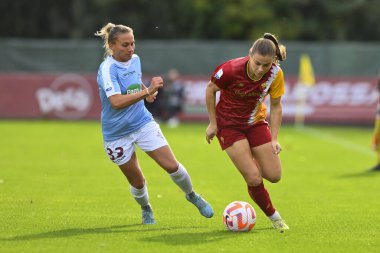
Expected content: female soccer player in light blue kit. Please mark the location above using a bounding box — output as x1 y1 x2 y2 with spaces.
95 23 213 224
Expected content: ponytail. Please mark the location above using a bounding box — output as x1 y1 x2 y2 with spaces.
263 33 286 61
250 33 286 64
95 23 133 57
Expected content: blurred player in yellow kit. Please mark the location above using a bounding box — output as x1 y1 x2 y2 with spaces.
369 69 380 172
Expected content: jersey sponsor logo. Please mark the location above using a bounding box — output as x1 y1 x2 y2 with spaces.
125 83 141 95
123 70 136 76
214 68 223 79
35 73 93 119
234 90 261 97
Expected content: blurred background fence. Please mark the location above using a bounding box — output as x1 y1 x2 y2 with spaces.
1 39 379 76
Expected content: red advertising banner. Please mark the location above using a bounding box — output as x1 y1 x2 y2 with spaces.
0 73 377 125
0 73 100 120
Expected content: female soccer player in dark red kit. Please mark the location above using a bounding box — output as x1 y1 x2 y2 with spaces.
205 33 289 232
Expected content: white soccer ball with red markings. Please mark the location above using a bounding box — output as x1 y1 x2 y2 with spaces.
223 201 256 232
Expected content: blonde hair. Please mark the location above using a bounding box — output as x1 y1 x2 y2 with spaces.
249 33 286 64
95 23 133 57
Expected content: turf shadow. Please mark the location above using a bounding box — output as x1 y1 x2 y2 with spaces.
139 227 272 246
336 170 380 179
0 224 170 241
1 224 273 242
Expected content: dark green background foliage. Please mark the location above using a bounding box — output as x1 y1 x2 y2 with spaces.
1 0 380 41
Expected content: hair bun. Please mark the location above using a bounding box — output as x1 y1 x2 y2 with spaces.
263 33 272 39
106 23 116 33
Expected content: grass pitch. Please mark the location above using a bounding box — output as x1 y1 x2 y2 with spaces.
0 121 379 253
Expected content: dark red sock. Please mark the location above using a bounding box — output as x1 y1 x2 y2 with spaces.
247 181 276 216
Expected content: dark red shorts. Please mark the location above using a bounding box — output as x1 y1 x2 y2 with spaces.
216 123 272 150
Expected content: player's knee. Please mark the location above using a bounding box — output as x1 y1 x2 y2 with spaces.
266 172 282 183
131 177 146 189
245 174 263 186
268 175 281 183
162 160 179 173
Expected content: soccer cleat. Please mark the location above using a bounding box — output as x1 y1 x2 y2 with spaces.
272 218 289 232
141 205 156 225
186 193 214 218
368 164 380 172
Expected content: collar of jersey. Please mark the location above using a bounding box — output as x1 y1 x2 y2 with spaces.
108 55 133 68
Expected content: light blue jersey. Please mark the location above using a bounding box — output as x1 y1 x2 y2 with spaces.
97 55 153 142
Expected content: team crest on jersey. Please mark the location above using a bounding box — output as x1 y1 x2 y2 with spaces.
261 82 268 89
214 68 223 79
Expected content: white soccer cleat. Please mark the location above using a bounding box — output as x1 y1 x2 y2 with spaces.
272 218 289 232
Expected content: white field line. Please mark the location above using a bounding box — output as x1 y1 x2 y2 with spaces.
294 127 375 157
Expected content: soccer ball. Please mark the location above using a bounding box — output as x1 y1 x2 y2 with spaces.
223 201 256 232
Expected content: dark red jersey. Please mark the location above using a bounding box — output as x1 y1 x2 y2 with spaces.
210 56 284 128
